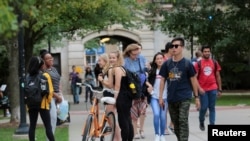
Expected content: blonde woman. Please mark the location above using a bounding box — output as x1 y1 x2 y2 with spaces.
97 53 121 141
112 50 134 141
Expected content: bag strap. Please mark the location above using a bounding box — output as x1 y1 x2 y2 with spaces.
138 57 143 73
120 66 127 74
166 58 172 78
213 59 217 75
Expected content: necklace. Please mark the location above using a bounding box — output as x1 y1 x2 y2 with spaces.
172 60 179 69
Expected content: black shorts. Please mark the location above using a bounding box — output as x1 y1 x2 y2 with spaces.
103 90 114 97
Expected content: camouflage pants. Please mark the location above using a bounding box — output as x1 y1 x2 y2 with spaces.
168 99 191 141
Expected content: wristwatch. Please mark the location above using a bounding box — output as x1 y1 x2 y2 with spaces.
194 95 199 98
218 90 222 93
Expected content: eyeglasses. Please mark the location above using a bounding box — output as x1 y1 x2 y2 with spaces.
171 44 182 48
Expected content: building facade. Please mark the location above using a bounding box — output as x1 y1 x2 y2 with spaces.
50 25 196 95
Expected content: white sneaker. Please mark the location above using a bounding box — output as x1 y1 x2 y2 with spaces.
140 130 145 139
160 135 166 141
154 135 160 141
134 133 140 139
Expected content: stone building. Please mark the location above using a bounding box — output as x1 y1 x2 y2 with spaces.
49 25 197 95
49 1 199 95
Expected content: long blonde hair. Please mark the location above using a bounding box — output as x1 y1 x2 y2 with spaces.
123 43 140 58
98 53 110 75
109 50 124 67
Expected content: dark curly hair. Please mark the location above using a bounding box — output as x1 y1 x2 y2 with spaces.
27 56 44 76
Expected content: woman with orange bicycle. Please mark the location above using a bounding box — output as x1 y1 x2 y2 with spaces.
97 53 121 141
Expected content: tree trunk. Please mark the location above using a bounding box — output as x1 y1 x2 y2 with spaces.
6 39 20 123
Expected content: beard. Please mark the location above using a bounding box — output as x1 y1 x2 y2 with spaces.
203 55 210 59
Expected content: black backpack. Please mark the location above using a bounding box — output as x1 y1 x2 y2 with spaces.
24 73 49 107
123 67 142 100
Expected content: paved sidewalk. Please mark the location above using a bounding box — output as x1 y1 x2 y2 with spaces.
1 94 249 141
65 94 250 141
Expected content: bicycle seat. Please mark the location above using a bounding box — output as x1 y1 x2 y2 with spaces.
100 97 116 105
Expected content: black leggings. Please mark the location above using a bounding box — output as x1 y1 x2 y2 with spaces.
116 93 133 141
28 108 55 141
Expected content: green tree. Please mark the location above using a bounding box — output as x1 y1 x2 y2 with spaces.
0 0 143 123
0 0 18 39
154 0 250 89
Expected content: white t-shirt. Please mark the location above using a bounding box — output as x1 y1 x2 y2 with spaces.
151 69 167 99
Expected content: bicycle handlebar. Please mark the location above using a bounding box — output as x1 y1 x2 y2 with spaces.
80 83 115 94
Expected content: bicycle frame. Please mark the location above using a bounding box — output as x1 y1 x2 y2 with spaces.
88 95 106 137
81 83 116 140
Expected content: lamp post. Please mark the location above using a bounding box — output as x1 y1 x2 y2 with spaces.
15 0 29 135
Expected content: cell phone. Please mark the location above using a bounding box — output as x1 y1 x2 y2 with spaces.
162 103 165 110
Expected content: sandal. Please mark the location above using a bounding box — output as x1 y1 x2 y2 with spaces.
169 126 175 134
164 129 170 135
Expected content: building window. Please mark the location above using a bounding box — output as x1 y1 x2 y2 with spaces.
86 55 96 69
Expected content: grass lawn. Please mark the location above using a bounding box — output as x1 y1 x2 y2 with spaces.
0 123 68 141
216 95 250 106
191 95 250 106
0 110 68 141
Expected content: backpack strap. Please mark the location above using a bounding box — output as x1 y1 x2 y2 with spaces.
184 58 190 71
120 66 127 74
165 58 172 80
197 60 201 79
166 58 172 68
213 59 217 75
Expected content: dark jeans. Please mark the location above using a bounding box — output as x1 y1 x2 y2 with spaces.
85 86 93 102
28 108 55 141
116 93 133 141
199 89 217 125
168 99 191 141
71 83 77 103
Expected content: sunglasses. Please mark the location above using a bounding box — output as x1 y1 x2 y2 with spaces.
171 44 182 48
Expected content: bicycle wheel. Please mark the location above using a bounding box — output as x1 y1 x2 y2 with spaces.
100 112 116 141
82 115 95 141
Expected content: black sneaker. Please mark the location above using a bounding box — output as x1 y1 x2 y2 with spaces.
199 123 205 131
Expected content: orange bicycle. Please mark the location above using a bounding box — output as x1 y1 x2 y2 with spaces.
81 83 116 141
